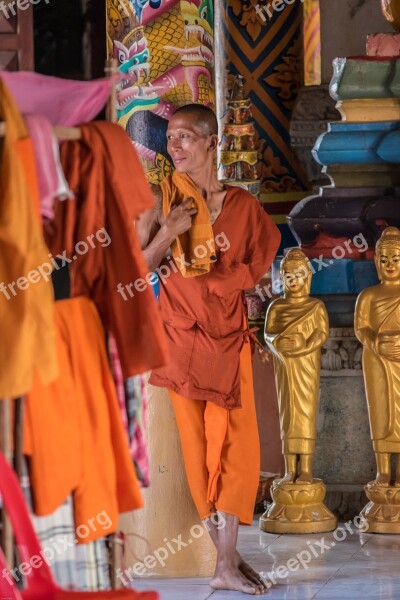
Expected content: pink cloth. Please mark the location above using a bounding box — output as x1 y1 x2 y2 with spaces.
108 334 129 435
25 114 73 221
0 71 118 126
108 335 150 488
131 377 150 488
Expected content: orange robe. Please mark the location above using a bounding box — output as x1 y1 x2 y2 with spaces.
0 80 57 399
169 338 260 525
24 297 143 543
161 172 216 277
47 122 167 377
151 183 281 523
150 185 281 409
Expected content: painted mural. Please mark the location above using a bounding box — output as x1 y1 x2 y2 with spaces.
220 0 309 250
107 0 215 184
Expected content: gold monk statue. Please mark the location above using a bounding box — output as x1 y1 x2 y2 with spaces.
265 248 329 485
355 226 400 486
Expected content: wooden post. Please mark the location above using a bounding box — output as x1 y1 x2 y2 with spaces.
105 58 119 124
0 400 14 565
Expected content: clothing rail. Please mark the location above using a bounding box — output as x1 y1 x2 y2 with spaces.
0 57 119 583
0 121 82 140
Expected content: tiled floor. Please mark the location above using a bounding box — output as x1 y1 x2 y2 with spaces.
130 519 400 599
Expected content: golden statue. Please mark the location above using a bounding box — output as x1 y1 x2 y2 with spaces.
355 226 400 533
260 248 337 533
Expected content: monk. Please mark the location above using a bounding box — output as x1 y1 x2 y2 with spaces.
355 226 400 486
137 104 280 595
264 249 329 484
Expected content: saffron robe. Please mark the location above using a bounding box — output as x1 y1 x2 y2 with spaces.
47 122 168 377
266 298 329 454
0 79 57 399
24 297 143 543
169 337 259 526
355 289 400 452
161 172 216 277
150 185 281 409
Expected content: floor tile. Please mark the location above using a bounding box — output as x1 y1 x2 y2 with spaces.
125 520 400 600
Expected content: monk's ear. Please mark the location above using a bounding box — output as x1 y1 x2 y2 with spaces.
209 134 218 152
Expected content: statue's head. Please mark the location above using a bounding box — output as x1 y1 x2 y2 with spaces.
375 227 400 282
280 248 312 298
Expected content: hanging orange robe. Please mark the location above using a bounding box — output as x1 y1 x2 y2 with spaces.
0 80 57 399
150 184 281 523
24 297 143 543
47 122 167 377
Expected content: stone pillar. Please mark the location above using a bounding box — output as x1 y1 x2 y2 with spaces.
106 0 215 185
213 0 308 250
315 328 375 519
119 384 216 579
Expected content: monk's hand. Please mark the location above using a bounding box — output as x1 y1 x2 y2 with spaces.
164 197 197 238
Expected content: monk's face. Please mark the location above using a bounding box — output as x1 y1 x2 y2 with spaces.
282 263 309 296
166 114 217 175
376 247 400 282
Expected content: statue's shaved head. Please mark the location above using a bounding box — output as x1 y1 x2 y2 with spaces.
170 104 218 136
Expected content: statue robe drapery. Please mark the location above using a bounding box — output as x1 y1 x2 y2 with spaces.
266 298 329 455
355 290 400 452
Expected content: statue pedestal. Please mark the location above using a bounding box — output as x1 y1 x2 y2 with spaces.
119 384 216 578
360 483 400 534
259 479 337 534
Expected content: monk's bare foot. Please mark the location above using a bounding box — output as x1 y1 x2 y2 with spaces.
236 552 267 594
297 471 314 485
279 472 295 484
211 565 266 595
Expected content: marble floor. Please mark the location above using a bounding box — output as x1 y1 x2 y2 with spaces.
129 518 400 600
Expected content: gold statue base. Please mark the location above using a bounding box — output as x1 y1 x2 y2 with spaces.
259 478 337 534
360 482 400 534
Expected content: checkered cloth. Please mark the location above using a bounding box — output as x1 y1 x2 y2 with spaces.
21 464 111 591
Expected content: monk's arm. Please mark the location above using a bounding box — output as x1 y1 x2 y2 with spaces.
136 185 196 272
135 185 171 271
207 201 281 297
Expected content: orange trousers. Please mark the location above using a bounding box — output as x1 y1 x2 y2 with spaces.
168 339 260 525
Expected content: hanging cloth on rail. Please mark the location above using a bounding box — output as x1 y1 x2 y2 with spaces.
0 79 58 399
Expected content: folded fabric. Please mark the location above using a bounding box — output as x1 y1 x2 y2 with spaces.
0 71 119 126
47 121 168 377
161 171 216 277
0 79 58 399
24 297 143 543
25 114 73 222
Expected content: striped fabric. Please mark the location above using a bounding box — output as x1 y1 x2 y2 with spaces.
108 334 150 488
21 464 111 591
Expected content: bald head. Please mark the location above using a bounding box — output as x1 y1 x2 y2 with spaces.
170 104 218 136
